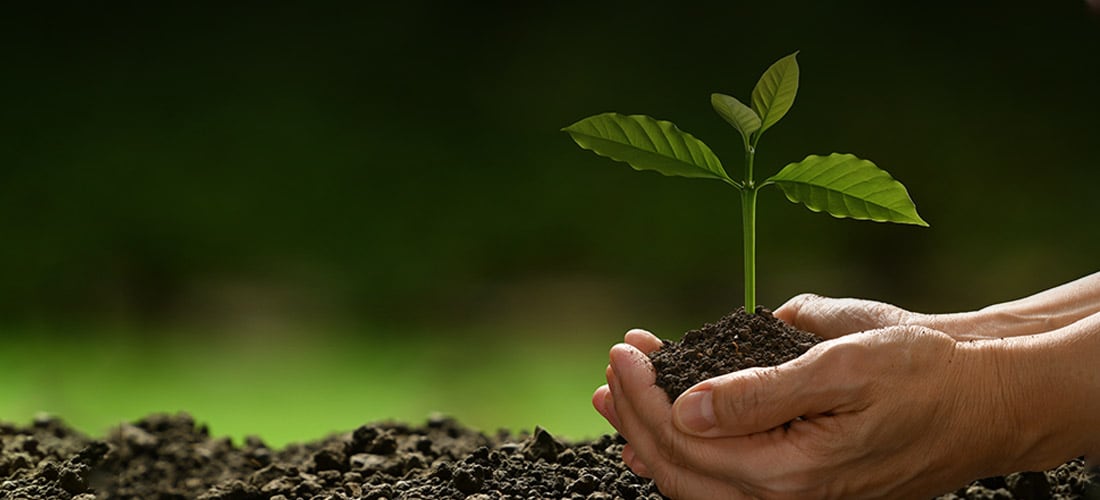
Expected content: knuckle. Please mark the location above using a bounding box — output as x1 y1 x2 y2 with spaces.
866 300 903 323
791 292 822 306
778 293 820 323
788 293 823 314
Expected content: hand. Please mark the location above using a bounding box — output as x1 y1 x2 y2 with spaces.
772 294 918 339
776 272 1100 341
593 326 1027 499
771 294 1006 340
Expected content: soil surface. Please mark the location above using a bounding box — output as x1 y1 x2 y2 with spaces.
650 306 823 401
0 412 1097 499
2 413 662 500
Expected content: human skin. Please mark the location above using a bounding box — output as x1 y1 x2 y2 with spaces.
776 272 1100 341
592 272 1100 499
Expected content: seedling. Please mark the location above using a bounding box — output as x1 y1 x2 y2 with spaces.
563 52 927 314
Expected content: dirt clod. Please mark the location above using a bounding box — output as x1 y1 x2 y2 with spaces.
650 306 823 401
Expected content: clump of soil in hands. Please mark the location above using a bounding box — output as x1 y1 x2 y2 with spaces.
1 412 1097 498
649 306 823 401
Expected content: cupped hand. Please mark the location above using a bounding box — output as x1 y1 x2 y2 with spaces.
775 277 1100 340
774 293 1002 341
773 294 916 339
593 326 1019 499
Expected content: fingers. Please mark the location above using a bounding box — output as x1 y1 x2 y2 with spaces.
606 343 675 470
673 367 815 437
605 341 817 499
772 293 813 325
775 293 912 339
607 349 759 498
592 328 660 435
614 324 852 440
592 383 621 431
621 444 651 478
608 343 666 427
672 343 860 438
624 328 663 354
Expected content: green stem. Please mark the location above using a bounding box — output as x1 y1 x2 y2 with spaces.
741 186 758 315
742 144 758 314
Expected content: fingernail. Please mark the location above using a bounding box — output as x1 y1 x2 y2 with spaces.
675 389 716 433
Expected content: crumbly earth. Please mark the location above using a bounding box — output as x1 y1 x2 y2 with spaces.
1 413 1096 499
649 306 823 402
1 413 664 500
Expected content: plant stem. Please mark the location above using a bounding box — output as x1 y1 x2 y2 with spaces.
741 186 758 314
742 145 758 314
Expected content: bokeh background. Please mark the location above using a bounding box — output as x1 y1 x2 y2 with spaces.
2 1 1098 446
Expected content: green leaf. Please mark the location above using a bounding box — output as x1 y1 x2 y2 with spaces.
711 93 760 148
751 52 800 134
562 112 732 183
766 153 928 226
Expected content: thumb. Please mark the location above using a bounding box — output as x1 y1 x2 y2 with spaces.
775 293 910 339
671 358 844 438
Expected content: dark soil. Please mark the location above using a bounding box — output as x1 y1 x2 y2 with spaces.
0 412 1097 499
1 308 1096 499
1 413 662 500
650 306 822 401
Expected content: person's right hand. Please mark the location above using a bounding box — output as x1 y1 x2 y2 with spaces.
595 305 1100 499
593 325 1064 499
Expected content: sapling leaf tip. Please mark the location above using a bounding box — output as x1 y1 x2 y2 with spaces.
751 51 800 136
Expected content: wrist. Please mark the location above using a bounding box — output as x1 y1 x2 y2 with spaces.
959 328 1100 474
940 340 1030 477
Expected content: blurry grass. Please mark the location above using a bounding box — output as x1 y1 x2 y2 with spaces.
0 323 619 447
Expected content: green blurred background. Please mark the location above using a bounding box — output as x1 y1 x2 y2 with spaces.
2 1 1098 446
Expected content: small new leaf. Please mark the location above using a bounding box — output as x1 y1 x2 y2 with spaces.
765 153 928 226
562 112 732 183
751 52 800 135
711 93 760 148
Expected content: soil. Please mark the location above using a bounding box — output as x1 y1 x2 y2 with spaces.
1 413 663 500
649 306 822 402
1 308 1096 499
0 412 1097 499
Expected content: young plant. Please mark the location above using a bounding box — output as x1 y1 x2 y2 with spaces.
562 52 927 314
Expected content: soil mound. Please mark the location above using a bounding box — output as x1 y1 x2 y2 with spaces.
1 413 1096 499
650 306 821 401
